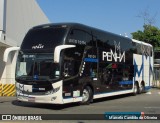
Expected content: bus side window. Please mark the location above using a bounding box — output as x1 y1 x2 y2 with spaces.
62 47 82 78
132 42 137 53
68 29 92 46
63 60 74 77
99 62 112 85
90 63 98 78
63 59 81 78
136 43 142 55
102 68 112 85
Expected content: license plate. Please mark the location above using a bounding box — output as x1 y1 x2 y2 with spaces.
28 97 35 102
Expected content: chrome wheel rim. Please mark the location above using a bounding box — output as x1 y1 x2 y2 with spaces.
82 89 89 102
140 84 144 92
134 84 137 93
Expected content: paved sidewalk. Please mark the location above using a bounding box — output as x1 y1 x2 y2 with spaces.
0 96 16 103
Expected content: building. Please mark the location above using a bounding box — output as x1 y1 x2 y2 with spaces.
0 0 49 96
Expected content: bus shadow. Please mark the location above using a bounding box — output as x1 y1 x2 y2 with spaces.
92 93 133 104
12 93 144 110
12 100 80 110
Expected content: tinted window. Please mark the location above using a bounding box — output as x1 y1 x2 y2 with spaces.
67 29 92 45
21 27 67 50
99 62 134 85
16 53 60 80
134 42 152 56
136 43 142 54
62 47 83 77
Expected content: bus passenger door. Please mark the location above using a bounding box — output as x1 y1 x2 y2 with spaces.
82 46 102 94
61 47 84 100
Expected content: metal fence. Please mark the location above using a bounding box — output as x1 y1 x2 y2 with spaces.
153 66 160 88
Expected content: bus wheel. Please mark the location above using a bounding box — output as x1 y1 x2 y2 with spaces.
81 86 93 105
140 83 145 93
133 83 139 96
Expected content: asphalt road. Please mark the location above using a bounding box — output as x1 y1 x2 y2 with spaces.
0 88 160 123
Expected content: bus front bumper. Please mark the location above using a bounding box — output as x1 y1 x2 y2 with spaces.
16 80 63 104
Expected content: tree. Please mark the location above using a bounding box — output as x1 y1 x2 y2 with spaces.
136 7 157 26
131 24 160 50
132 7 160 50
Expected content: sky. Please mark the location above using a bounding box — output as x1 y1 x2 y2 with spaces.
37 0 160 38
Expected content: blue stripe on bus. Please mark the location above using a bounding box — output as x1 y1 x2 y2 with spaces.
32 88 39 90
94 86 151 95
134 59 143 77
119 81 133 85
63 87 151 99
63 97 73 99
63 96 82 99
84 58 98 63
94 89 133 95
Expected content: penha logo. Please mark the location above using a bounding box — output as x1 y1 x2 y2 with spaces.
102 41 125 63
32 44 44 49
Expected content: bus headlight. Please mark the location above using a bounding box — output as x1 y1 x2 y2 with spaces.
45 86 60 95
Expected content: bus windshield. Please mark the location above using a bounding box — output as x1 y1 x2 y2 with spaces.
16 53 61 81
21 27 67 51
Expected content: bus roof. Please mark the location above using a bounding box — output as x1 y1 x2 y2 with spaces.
132 39 152 47
31 22 131 41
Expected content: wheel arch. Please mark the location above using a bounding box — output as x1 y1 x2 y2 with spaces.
141 80 145 86
82 82 94 94
134 81 139 88
81 82 94 104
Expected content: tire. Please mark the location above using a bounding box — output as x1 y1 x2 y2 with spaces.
139 83 145 93
80 86 93 105
132 83 139 96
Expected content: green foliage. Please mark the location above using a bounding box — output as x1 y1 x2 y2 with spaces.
131 24 160 49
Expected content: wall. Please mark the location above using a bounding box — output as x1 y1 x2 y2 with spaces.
0 0 4 31
0 0 50 96
5 0 49 46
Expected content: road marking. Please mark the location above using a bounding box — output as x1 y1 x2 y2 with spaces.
145 92 160 95
145 107 160 109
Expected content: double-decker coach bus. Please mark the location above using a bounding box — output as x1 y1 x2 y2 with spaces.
15 23 153 104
